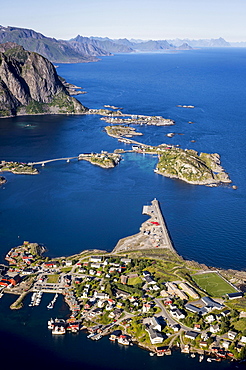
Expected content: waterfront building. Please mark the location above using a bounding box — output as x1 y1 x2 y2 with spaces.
146 326 164 345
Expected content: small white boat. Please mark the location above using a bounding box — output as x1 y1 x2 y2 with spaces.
118 336 130 345
149 352 155 357
87 333 96 339
93 334 102 341
52 325 66 335
199 355 204 362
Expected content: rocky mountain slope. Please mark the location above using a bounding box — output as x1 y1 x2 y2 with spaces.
0 26 101 63
70 35 133 54
0 43 87 118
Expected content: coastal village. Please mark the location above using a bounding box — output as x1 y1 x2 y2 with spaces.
1 200 246 363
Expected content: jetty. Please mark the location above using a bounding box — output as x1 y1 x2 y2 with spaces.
142 198 175 252
113 198 176 253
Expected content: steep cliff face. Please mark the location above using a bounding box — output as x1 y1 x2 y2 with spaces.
0 43 87 118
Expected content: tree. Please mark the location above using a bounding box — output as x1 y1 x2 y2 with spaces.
230 309 239 318
238 346 246 360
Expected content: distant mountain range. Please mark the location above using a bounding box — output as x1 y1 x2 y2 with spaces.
0 25 238 64
166 37 231 48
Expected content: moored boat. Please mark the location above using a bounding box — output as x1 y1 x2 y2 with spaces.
118 335 130 345
199 355 204 362
52 325 66 335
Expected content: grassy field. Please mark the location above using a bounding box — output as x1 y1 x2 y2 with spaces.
47 274 59 284
128 277 142 285
226 297 246 312
192 272 237 297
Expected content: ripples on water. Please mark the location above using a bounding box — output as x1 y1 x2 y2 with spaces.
0 48 246 370
1 49 246 271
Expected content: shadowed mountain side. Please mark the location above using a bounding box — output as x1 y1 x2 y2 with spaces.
0 43 87 118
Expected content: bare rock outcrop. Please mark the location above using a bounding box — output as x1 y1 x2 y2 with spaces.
0 43 87 117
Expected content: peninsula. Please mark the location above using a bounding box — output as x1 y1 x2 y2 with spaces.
1 199 245 362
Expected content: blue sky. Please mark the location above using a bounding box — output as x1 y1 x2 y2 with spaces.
1 0 245 41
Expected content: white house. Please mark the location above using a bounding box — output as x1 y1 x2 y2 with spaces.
228 331 237 340
90 256 103 263
150 317 162 332
240 336 246 344
170 309 185 320
205 314 215 323
210 324 220 334
146 326 163 345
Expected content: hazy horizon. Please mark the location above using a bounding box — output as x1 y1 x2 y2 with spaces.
1 0 245 43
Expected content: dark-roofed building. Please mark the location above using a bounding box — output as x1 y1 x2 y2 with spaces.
144 275 156 285
185 303 207 315
146 326 164 344
185 331 198 340
227 292 244 300
201 297 223 310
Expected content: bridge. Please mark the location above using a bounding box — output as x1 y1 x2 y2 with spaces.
28 157 78 166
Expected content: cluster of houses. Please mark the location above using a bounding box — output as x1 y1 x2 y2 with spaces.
2 244 246 358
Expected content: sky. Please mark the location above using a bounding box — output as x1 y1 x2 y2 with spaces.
1 0 246 42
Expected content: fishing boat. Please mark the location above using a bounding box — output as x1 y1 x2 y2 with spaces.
52 325 66 335
118 335 130 345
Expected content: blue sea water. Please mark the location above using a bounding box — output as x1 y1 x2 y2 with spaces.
0 48 246 369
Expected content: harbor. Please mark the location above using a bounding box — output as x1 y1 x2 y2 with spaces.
0 200 245 364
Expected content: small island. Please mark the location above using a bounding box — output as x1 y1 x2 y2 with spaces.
105 125 143 138
0 160 38 175
101 114 175 126
1 200 245 362
78 152 121 168
0 176 7 184
155 148 231 186
177 105 195 109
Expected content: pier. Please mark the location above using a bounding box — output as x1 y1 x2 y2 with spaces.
143 198 176 253
113 198 176 253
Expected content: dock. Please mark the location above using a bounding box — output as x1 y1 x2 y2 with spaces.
143 198 175 252
113 198 176 253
